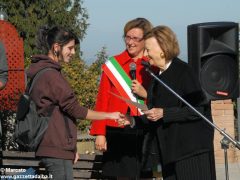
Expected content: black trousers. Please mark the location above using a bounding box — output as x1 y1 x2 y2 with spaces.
163 151 216 180
102 126 145 178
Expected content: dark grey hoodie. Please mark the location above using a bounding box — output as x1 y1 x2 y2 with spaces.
28 54 88 159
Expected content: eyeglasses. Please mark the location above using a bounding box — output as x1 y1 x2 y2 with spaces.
124 35 143 42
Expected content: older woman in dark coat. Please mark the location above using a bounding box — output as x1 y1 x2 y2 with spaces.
139 25 216 180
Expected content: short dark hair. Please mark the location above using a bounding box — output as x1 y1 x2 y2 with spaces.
36 25 79 54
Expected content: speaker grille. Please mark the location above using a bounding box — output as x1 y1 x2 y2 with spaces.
200 54 238 99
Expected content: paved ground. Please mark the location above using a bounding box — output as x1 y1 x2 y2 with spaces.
153 163 240 180
216 162 240 180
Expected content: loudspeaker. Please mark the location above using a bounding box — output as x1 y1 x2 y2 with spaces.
188 22 239 101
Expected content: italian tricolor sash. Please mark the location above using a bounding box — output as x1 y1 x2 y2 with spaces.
102 57 144 115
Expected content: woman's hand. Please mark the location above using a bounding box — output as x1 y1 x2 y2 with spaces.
143 108 163 121
117 114 132 126
131 80 147 98
107 112 125 120
73 152 79 164
95 135 107 152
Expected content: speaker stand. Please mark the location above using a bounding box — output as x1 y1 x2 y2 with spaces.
221 136 230 180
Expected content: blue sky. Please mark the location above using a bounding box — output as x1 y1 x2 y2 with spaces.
81 0 240 64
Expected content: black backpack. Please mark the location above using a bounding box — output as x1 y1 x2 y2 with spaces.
14 68 54 151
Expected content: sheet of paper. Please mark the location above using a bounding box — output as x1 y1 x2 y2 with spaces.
109 92 148 111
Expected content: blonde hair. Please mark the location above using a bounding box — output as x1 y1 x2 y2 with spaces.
123 18 152 37
144 25 180 60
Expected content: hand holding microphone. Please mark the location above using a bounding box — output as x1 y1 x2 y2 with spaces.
129 62 147 98
131 80 147 98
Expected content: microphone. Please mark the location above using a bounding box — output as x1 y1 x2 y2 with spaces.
141 60 150 68
129 62 136 80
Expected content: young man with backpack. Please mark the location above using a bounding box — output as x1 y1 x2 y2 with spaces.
26 25 123 180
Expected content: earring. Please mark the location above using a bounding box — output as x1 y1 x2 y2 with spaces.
54 51 58 56
160 53 164 58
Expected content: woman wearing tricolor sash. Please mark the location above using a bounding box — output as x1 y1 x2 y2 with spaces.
90 18 153 179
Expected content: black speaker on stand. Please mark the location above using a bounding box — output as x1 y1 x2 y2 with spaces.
188 22 239 101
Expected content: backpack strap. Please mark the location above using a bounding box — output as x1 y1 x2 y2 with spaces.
27 68 55 94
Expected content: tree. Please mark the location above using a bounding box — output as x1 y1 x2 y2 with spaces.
0 1 110 133
0 0 89 59
72 46 109 132
92 46 108 74
0 0 90 133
